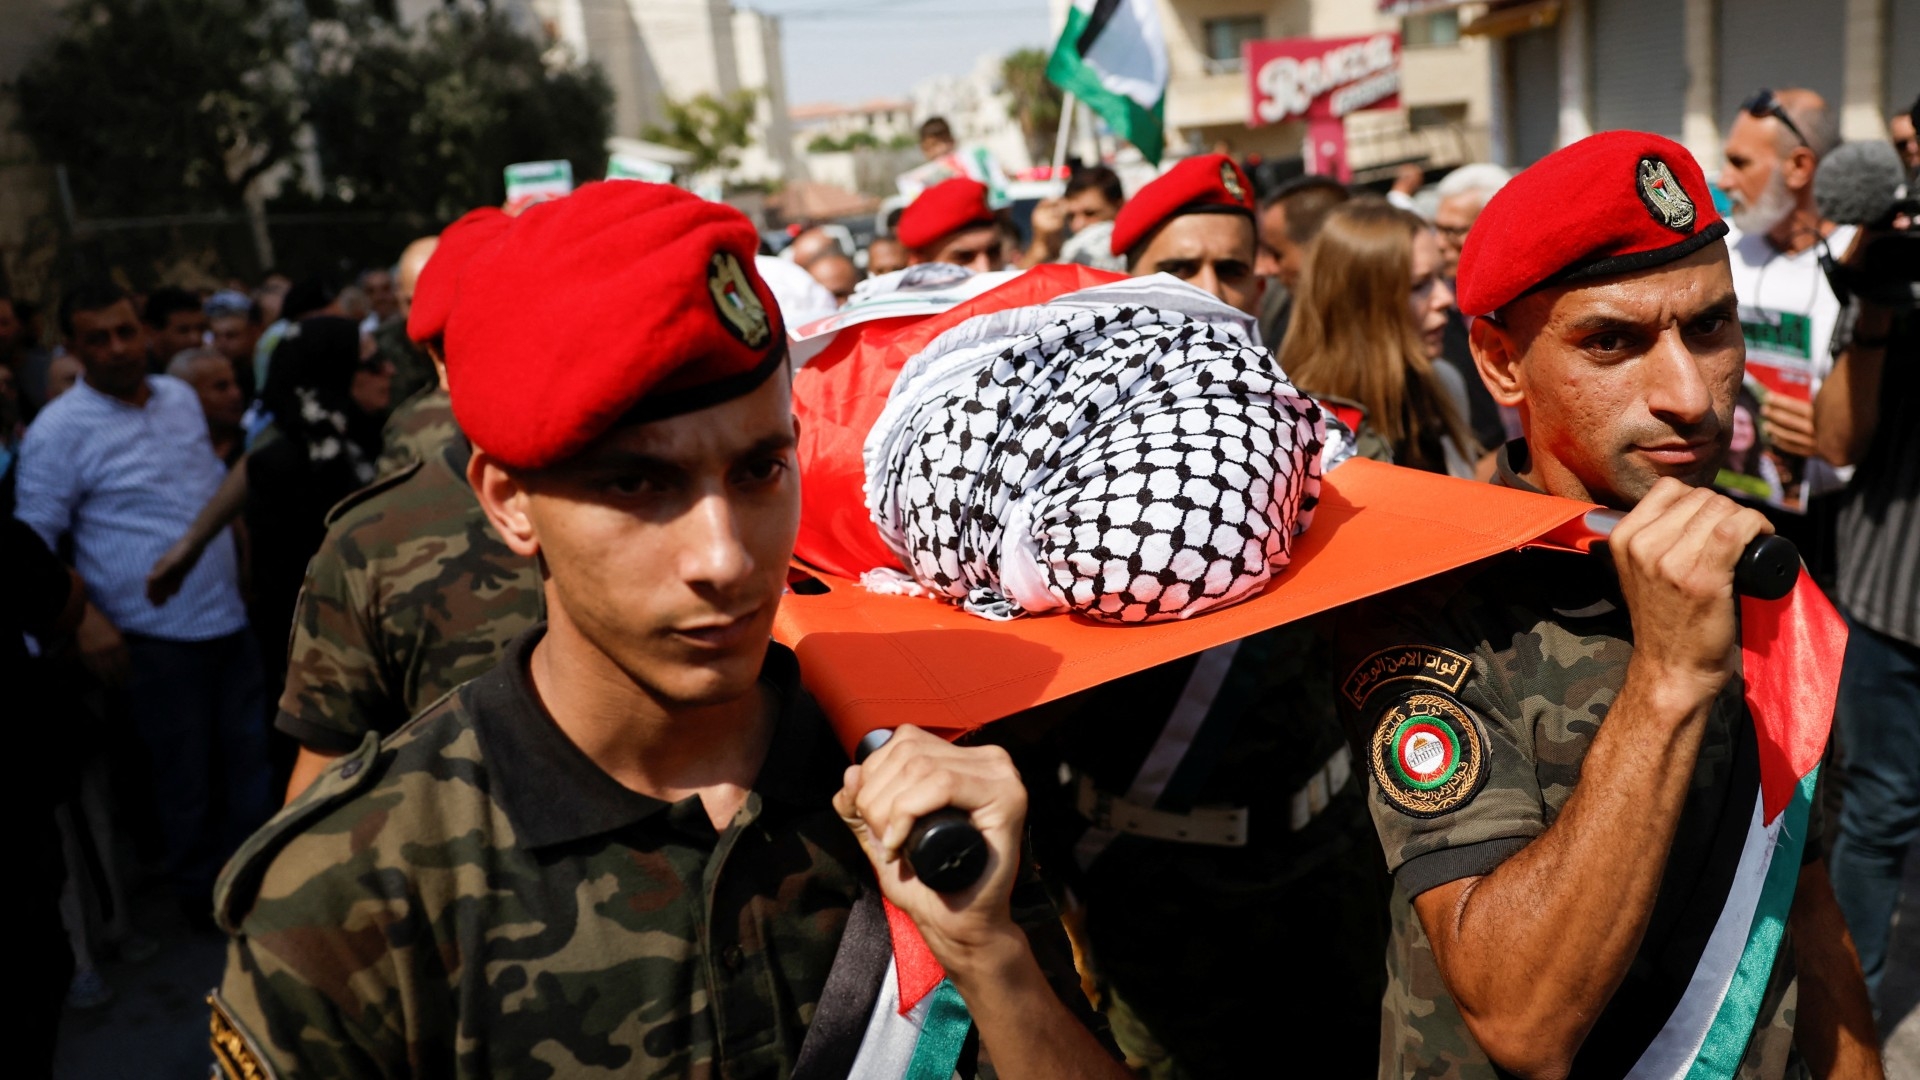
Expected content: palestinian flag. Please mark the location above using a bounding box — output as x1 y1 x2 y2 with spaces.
1046 0 1168 164
1618 583 1843 1078
791 891 973 1080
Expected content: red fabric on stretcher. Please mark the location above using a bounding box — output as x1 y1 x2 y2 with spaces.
791 264 1125 579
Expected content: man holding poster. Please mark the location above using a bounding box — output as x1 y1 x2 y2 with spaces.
1716 88 1853 562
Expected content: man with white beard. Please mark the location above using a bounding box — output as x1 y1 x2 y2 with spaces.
1716 87 1854 565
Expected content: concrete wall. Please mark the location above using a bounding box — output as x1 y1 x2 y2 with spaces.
632 0 741 103
731 10 794 184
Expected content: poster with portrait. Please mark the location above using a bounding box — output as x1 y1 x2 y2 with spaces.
1716 307 1814 513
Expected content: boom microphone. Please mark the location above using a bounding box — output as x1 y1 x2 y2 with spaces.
1813 140 1910 226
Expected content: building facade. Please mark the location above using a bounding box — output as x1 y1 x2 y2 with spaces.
534 0 796 185
1106 0 1494 179
1482 0 1919 169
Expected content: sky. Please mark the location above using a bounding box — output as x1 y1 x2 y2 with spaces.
748 0 1056 106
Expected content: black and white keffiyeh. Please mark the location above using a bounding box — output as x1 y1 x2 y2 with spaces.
864 283 1335 623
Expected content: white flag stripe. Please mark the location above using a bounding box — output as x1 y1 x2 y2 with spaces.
1625 791 1778 1079
1077 0 1168 110
849 957 930 1076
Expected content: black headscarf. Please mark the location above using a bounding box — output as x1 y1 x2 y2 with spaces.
260 315 381 489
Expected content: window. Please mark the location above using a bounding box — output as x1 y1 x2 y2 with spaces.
1403 10 1461 48
1203 16 1265 72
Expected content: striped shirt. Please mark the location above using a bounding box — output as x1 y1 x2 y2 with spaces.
14 375 246 641
1833 307 1919 648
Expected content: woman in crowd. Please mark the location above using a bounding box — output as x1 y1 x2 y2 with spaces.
1278 197 1479 476
244 316 392 695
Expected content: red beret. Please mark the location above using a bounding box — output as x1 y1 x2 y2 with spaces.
406 207 511 344
1110 154 1255 257
897 178 995 250
1456 130 1727 317
445 181 785 470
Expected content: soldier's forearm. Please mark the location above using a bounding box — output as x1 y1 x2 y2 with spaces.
1415 664 1717 1076
1788 861 1884 1080
948 929 1128 1079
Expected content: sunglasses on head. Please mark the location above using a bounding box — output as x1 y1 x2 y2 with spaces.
1742 88 1810 150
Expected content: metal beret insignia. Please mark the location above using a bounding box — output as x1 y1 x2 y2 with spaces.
707 250 771 348
1636 157 1696 234
1368 689 1490 818
1219 161 1246 203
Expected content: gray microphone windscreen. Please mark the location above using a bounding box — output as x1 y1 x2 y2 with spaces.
1814 140 1907 225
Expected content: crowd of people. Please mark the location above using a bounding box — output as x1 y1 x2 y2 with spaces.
3 89 1916 1079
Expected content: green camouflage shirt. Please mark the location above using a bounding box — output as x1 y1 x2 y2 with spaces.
372 315 438 420
1329 448 1808 1080
1005 622 1389 1078
215 631 1091 1079
275 428 542 753
375 385 457 476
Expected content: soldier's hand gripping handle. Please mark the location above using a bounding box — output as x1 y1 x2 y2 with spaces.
854 729 989 894
1586 506 1799 600
1606 479 1778 701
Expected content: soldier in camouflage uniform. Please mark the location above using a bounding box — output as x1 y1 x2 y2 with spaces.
1004 622 1388 1079
274 428 542 769
1329 132 1880 1078
374 383 455 475
213 184 1124 1080
277 209 535 801
368 233 442 420
371 310 436 412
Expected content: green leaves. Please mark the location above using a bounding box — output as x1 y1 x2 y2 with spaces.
641 90 758 177
15 0 612 233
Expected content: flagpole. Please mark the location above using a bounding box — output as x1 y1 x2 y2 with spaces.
1051 90 1077 177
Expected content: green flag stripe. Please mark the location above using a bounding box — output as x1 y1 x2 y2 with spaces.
1046 8 1166 165
904 980 972 1080
1686 768 1817 1078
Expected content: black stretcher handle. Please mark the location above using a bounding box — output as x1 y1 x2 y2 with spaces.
854 729 991 895
1584 510 1801 601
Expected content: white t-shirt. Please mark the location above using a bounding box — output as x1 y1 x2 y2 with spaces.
1723 222 1856 499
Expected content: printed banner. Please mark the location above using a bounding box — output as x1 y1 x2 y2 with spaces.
1718 307 1815 514
503 160 573 214
1246 33 1401 128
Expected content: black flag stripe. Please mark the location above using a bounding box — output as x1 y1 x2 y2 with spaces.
1075 0 1123 55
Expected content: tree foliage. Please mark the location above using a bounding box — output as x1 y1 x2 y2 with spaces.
642 90 758 177
1001 48 1063 164
13 0 612 236
805 130 884 154
303 9 612 220
14 0 305 217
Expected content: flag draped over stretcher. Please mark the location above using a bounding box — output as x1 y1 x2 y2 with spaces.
1046 0 1168 164
780 264 1847 1075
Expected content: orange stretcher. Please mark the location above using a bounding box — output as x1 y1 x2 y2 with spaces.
779 264 1618 753
778 458 1605 752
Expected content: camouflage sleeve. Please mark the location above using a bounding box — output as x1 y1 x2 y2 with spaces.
211 736 412 1078
1332 582 1549 899
275 531 393 753
213 931 400 1079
